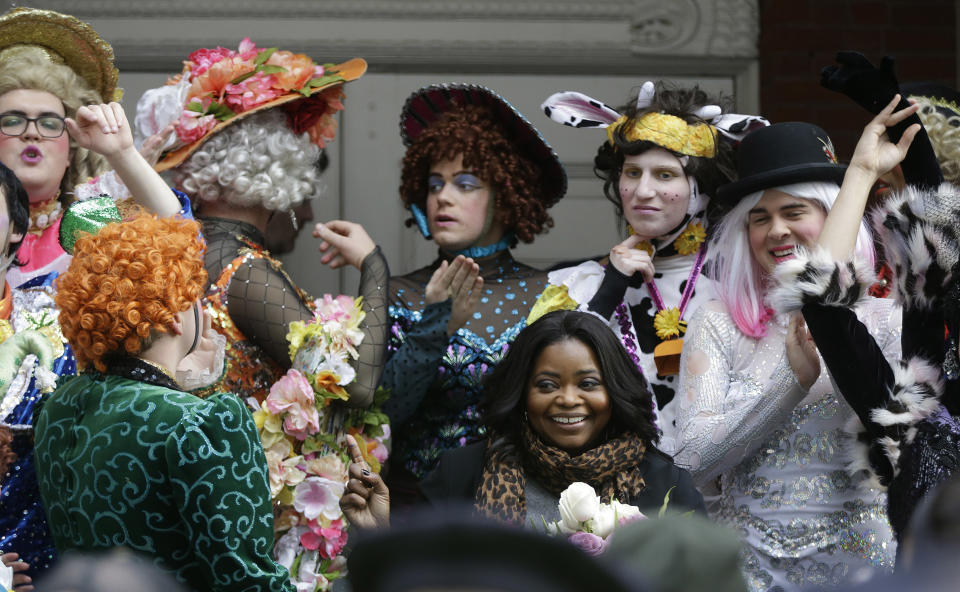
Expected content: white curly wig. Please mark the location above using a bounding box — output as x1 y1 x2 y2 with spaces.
172 109 322 211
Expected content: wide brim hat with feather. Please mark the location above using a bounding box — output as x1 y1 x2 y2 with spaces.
399 83 567 207
0 7 120 103
134 38 366 172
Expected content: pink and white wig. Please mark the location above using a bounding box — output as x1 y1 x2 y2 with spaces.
710 181 876 338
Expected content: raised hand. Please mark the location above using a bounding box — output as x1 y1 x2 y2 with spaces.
848 94 921 181
785 313 820 390
66 103 132 158
609 234 655 283
425 255 483 336
339 434 390 530
313 220 377 270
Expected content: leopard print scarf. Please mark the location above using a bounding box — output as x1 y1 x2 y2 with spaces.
474 422 647 524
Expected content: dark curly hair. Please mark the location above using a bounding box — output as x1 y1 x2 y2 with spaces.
399 105 551 244
479 310 661 458
594 82 737 227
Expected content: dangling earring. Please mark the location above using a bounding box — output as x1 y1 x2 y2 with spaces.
410 204 432 239
523 410 529 423
288 209 299 232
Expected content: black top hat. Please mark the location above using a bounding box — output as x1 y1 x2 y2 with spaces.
399 83 567 207
717 122 846 203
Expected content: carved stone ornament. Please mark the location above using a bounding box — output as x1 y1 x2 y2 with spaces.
35 0 757 70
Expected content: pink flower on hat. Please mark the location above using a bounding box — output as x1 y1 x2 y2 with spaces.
188 45 236 77
176 102 217 144
224 71 285 113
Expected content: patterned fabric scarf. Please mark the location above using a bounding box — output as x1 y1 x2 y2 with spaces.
474 422 647 524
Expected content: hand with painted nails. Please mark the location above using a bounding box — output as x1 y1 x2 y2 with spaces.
425 255 483 335
339 434 390 530
66 102 132 159
1 552 33 592
313 220 377 270
609 234 655 283
785 313 820 390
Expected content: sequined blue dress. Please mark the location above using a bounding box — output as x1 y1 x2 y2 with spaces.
382 250 545 491
0 272 76 579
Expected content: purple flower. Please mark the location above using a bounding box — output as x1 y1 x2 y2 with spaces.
568 531 607 556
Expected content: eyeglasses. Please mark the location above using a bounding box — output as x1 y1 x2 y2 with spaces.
0 113 66 138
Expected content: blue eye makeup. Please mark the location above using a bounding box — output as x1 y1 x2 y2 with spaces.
427 175 445 192
455 173 482 190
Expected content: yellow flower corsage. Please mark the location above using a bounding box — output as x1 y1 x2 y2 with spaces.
626 225 655 256
653 307 688 340
673 222 706 256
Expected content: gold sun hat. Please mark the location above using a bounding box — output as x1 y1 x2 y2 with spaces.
0 7 120 103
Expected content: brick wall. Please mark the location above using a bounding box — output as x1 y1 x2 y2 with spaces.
759 0 956 159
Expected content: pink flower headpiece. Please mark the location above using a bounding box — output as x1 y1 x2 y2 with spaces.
134 38 366 172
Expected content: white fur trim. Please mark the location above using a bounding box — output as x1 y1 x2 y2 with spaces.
769 247 875 314
869 356 944 429
843 414 886 490
872 183 960 310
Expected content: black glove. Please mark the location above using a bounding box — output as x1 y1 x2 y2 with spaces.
821 51 943 189
820 51 900 115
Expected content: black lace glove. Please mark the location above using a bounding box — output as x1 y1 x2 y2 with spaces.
821 51 943 188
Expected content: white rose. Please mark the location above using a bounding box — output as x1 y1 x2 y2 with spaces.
612 499 646 525
558 482 600 529
133 75 192 150
612 499 642 519
590 503 618 539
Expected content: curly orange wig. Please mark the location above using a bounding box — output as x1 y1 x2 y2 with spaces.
55 213 207 372
399 105 551 244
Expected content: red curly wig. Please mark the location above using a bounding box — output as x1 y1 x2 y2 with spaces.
55 213 207 373
399 105 552 244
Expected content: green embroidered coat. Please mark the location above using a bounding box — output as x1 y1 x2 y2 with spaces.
34 365 294 592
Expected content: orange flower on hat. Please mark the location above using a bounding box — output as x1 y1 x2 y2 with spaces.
267 50 316 91
188 55 251 103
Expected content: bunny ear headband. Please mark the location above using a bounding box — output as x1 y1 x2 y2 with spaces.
541 81 769 158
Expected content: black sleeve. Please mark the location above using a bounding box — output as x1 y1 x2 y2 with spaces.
633 457 706 516
586 266 636 319
800 302 896 438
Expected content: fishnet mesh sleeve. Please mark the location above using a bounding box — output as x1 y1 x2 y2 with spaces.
226 247 389 409
351 247 390 408
227 258 315 366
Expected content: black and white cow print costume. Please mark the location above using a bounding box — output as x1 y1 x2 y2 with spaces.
531 83 766 454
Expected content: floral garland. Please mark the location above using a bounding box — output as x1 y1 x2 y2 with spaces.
253 294 390 592
151 37 346 150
